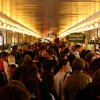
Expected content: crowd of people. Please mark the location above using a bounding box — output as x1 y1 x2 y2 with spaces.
0 39 100 100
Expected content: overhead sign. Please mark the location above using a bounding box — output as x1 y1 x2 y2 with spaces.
66 33 86 43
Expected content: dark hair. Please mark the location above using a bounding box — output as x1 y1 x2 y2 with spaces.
1 51 9 58
46 48 53 55
41 70 54 92
23 60 38 75
91 58 100 74
72 58 85 70
12 45 18 51
59 52 65 60
64 48 70 54
58 59 69 69
85 50 91 55
12 66 28 80
86 52 95 61
20 72 39 94
75 44 81 49
27 45 31 50
0 72 7 87
0 85 30 100
43 60 56 70
8 64 16 69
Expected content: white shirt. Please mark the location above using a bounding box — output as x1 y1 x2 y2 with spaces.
72 51 80 58
53 71 66 96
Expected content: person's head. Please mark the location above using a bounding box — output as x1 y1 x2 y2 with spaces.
8 55 18 67
72 58 85 71
58 59 70 72
0 85 30 100
21 46 27 52
27 45 32 50
64 48 70 55
41 50 46 57
20 72 39 95
8 55 16 64
45 48 53 59
95 52 100 58
86 52 95 62
75 44 82 53
12 66 28 80
91 58 100 75
23 60 39 75
24 55 32 61
43 60 56 70
1 51 9 61
85 50 91 55
12 45 18 51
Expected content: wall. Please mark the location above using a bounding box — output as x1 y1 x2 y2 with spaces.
84 28 99 44
0 28 37 45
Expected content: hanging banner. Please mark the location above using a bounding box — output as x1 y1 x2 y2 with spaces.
66 33 86 43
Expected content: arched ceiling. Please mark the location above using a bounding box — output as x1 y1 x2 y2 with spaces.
0 0 100 37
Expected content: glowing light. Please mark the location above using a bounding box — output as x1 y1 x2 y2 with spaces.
0 18 6 23
60 11 100 37
7 25 10 29
95 18 99 22
3 23 6 27
90 25 94 29
83 27 86 31
0 22 2 25
0 13 41 38
94 23 99 27
11 26 14 29
92 37 95 40
86 26 90 30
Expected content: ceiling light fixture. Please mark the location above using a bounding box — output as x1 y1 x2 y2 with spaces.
60 11 100 37
0 12 41 38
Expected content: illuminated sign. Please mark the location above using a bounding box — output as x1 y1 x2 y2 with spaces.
66 33 86 43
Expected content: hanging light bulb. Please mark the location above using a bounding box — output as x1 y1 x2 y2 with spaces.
3 23 6 27
11 26 14 30
86 26 90 30
0 18 4 22
83 27 86 31
7 25 10 29
94 23 99 27
13 27 17 31
0 13 41 38
90 25 94 29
